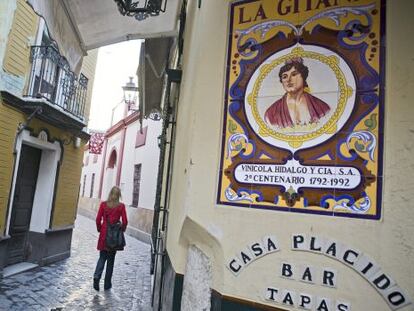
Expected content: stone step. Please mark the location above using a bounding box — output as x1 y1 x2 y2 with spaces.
3 262 38 278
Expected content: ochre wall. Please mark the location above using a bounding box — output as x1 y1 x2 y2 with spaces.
0 103 86 234
2 0 38 80
80 49 98 123
166 0 414 310
0 0 38 236
0 104 25 235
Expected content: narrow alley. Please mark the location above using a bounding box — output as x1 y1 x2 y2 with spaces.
0 214 152 311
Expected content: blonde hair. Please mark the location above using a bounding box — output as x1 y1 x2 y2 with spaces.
106 186 122 208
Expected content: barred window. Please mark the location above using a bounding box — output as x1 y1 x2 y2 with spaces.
82 174 86 197
132 164 142 207
90 173 95 198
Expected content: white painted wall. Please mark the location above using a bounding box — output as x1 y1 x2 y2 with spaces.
119 121 136 205
181 245 212 311
80 148 103 199
120 118 162 209
101 131 122 199
80 115 161 209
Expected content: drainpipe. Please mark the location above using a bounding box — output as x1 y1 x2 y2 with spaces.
151 80 176 309
157 96 177 310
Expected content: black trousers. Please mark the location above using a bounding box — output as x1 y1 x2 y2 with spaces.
93 250 116 284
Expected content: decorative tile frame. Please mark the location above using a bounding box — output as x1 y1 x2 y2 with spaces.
217 0 385 220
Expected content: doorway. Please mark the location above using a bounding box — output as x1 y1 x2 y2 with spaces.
7 144 42 265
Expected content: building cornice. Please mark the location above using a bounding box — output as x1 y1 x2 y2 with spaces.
105 111 140 137
0 90 90 140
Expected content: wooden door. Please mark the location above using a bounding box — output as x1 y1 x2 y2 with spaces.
7 145 42 265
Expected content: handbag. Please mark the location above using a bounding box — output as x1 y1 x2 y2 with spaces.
105 214 126 251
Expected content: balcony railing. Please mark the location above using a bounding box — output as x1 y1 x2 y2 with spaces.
26 46 88 120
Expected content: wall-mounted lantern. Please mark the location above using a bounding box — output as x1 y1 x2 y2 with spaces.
114 0 168 21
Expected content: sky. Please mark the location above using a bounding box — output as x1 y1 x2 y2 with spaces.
88 40 142 131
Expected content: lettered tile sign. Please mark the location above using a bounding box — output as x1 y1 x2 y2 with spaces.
218 0 385 219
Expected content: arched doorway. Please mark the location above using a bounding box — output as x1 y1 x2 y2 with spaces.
103 148 117 199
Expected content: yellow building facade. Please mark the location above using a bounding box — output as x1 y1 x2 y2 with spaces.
0 0 97 274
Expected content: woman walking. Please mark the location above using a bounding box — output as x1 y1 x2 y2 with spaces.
93 186 128 291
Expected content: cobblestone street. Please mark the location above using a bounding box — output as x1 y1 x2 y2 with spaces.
0 214 152 311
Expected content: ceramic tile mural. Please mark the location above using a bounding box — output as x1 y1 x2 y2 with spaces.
218 0 385 219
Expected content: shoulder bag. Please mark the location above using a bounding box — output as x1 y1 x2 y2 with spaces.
105 214 126 251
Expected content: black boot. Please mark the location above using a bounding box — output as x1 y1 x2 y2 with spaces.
93 278 100 291
104 279 112 290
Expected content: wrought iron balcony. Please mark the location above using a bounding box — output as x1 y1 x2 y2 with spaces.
26 45 88 120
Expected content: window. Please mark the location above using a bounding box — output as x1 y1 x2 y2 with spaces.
40 24 58 47
93 154 98 163
27 18 87 118
82 174 86 197
85 155 89 166
90 173 95 198
135 126 148 148
108 150 117 168
30 25 63 104
132 164 142 207
75 74 89 116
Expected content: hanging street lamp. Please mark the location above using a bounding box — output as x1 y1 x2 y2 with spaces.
122 77 139 110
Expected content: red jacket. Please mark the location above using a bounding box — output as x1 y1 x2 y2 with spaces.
96 202 128 251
